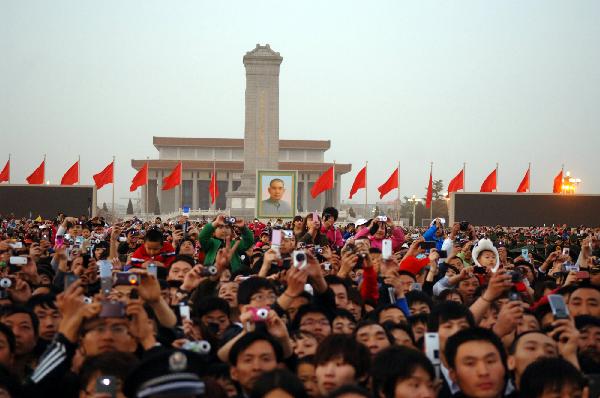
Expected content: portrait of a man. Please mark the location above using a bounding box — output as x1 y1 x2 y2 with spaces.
256 170 297 218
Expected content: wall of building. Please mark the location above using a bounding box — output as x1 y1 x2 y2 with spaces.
157 146 324 163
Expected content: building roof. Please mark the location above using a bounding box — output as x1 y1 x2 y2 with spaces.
152 137 331 150
131 159 351 174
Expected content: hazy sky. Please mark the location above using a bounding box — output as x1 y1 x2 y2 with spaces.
2 0 599 207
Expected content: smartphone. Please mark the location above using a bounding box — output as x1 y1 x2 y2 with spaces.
271 230 282 247
410 282 422 291
419 241 437 250
382 239 392 260
312 212 319 222
96 375 117 397
548 294 570 320
9 256 27 266
521 248 529 258
387 286 396 304
562 248 570 256
183 220 190 240
508 291 521 301
575 271 590 280
147 263 158 277
179 304 191 321
99 301 126 318
8 242 22 249
98 260 112 278
64 273 79 290
425 332 441 366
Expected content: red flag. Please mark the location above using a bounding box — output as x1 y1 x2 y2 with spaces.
60 161 79 185
162 162 182 191
349 166 366 199
0 159 9 183
377 168 398 199
517 168 530 193
310 166 334 198
26 160 45 185
447 169 464 195
209 171 219 204
93 162 114 189
425 171 433 208
480 169 497 192
130 163 148 192
553 170 563 193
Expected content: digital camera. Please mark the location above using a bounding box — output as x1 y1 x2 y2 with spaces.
292 251 307 269
182 340 211 355
224 217 236 225
248 307 269 322
115 272 140 286
200 266 217 277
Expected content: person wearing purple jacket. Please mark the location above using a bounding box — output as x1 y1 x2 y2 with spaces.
321 207 345 249
354 216 405 251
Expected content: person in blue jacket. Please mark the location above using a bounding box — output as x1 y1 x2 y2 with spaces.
423 218 445 250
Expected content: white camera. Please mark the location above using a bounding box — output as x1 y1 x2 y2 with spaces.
292 251 307 269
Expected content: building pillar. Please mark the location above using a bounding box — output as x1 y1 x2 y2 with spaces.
156 170 163 214
192 171 198 210
303 174 309 213
142 184 147 214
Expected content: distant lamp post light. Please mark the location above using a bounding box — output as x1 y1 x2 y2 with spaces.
46 180 50 185
408 195 419 227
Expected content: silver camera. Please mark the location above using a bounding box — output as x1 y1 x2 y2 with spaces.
0 278 12 289
293 250 307 269
182 340 211 355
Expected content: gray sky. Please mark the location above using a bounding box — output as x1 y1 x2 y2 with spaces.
2 0 599 207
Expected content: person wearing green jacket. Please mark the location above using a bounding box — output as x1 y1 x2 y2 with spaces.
199 215 254 273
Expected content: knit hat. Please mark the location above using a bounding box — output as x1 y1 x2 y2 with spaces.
472 238 500 272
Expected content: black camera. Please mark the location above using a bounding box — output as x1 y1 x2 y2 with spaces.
224 217 236 225
314 246 323 255
200 266 217 277
508 269 523 283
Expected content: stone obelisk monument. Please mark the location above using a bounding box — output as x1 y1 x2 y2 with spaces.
227 44 283 217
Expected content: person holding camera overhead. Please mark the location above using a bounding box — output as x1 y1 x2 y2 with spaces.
198 214 254 273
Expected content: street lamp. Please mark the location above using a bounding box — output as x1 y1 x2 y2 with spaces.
561 171 582 195
408 195 419 227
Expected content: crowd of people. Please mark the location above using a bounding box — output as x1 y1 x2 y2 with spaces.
0 207 599 398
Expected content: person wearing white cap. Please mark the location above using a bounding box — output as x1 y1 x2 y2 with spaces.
471 238 500 273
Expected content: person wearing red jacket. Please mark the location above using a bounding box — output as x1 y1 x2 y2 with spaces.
130 229 176 268
248 218 266 241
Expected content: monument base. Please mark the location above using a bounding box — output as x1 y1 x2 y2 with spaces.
226 190 256 219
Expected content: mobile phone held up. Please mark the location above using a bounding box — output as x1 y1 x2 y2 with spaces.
382 239 392 260
548 294 569 320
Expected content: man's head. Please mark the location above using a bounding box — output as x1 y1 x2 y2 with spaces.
167 255 194 282
294 304 333 343
568 285 600 317
80 312 137 356
143 229 164 257
237 277 277 312
519 357 587 398
332 309 357 335
314 334 370 396
353 319 393 357
194 297 231 339
446 327 507 398
507 331 558 388
371 346 435 398
406 291 432 315
229 332 282 394
79 352 139 398
27 294 61 341
325 275 349 309
575 315 600 370
267 179 285 201
427 301 475 364
0 306 38 357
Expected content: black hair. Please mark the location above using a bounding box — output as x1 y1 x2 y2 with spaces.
397 270 417 281
382 321 415 346
290 304 333 332
0 323 16 354
229 332 283 365
406 290 433 310
324 275 349 293
26 293 58 311
79 352 139 392
249 369 307 398
372 346 435 398
237 277 276 306
334 308 357 324
354 319 394 345
0 305 39 337
574 314 600 330
445 327 507 371
437 288 464 303
193 296 230 321
519 357 586 398
144 228 164 244
408 313 429 327
508 330 549 355
373 304 406 324
322 207 339 222
427 301 475 332
171 254 195 268
328 384 371 398
314 334 371 380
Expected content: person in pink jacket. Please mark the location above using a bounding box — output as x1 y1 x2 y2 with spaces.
354 216 405 251
320 207 344 249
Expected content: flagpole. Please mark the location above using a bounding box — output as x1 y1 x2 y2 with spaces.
146 156 149 215
397 161 400 221
528 162 531 192
463 162 466 192
112 156 115 220
429 162 433 220
364 161 368 219
495 162 499 192
78 155 81 185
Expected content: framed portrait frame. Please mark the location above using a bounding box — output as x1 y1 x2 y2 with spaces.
256 170 297 219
